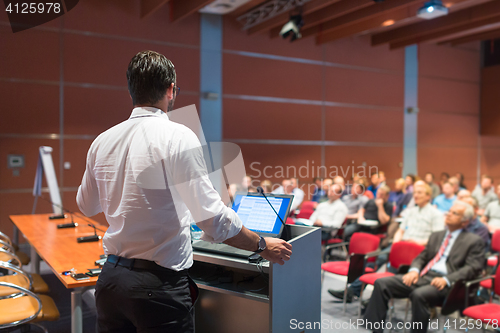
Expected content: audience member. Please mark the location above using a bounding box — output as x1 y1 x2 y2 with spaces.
311 177 324 202
342 181 369 220
456 172 467 190
448 176 461 194
481 184 500 233
308 184 348 240
333 176 347 197
290 177 305 211
461 197 490 250
343 185 392 241
405 174 416 193
457 189 471 201
433 182 456 213
364 201 484 333
367 173 383 197
260 180 273 194
328 183 444 303
388 178 406 206
316 178 333 203
424 172 441 199
241 175 255 192
472 175 497 216
440 172 450 189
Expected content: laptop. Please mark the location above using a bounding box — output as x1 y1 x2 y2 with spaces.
192 192 293 259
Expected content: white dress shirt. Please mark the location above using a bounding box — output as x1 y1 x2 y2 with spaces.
308 199 348 228
77 107 243 271
271 186 304 211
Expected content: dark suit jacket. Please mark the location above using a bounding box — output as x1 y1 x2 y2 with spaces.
410 229 484 284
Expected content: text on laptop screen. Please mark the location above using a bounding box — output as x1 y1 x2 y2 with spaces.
231 194 291 235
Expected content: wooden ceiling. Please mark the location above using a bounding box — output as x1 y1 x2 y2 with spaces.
142 0 500 48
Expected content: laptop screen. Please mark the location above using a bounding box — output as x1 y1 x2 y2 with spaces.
231 192 293 237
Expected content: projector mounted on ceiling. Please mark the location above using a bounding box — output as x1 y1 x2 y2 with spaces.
199 0 251 15
417 0 449 20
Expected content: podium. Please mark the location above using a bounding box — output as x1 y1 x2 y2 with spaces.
191 225 321 333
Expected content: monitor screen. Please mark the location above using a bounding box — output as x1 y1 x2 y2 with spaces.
231 193 293 237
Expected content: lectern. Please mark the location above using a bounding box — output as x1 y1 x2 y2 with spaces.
191 225 321 333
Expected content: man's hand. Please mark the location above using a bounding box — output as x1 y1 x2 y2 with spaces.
259 238 292 265
402 271 419 286
430 277 448 291
375 198 384 206
313 220 323 227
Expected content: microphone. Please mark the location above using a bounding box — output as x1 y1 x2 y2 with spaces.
57 213 78 229
77 224 101 243
256 187 289 240
38 196 105 238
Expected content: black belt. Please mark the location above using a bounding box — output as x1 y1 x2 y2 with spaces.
106 255 187 275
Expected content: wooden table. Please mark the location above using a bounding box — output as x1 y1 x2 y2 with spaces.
9 213 107 333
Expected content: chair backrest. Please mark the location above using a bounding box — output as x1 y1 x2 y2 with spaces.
0 282 42 329
296 209 314 219
491 230 500 253
348 232 380 255
300 201 316 212
495 262 500 296
0 262 32 297
0 249 22 268
0 231 11 245
389 241 425 269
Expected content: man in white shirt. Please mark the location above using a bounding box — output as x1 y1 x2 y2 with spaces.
472 175 497 216
272 178 304 211
308 184 348 240
481 184 500 233
77 51 292 333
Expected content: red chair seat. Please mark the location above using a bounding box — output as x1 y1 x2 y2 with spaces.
321 238 343 246
481 279 493 289
488 256 498 267
463 303 500 322
359 272 395 285
286 218 295 225
321 261 374 276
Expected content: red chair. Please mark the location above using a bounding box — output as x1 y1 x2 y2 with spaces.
285 218 295 225
296 201 316 219
358 241 425 316
486 230 500 268
321 232 380 313
463 265 500 323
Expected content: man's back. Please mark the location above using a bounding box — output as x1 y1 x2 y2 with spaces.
77 107 230 270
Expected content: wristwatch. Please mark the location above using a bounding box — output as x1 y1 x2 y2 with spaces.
255 236 266 253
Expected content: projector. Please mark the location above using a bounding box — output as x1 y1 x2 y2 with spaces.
417 1 448 19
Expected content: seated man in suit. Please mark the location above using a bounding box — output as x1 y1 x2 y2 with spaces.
363 201 484 333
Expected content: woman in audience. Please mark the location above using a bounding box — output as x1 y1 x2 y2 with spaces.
405 174 416 193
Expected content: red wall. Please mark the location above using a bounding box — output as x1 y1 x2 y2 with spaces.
0 0 485 239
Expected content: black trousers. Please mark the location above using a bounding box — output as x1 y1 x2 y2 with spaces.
363 272 449 333
95 259 198 333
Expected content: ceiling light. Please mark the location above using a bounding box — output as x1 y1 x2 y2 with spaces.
417 0 448 19
382 19 395 27
280 15 304 42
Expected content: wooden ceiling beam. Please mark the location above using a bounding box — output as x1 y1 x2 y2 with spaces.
170 0 212 22
315 6 416 44
246 0 339 35
229 0 267 17
306 0 424 40
389 13 500 49
269 0 373 38
372 0 500 46
442 27 500 45
314 0 471 44
141 0 170 19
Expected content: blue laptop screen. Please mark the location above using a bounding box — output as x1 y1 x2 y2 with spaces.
231 194 291 235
